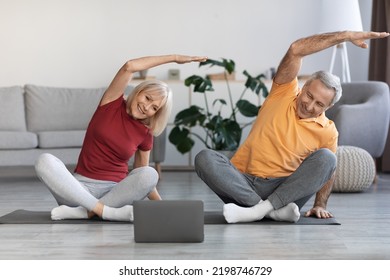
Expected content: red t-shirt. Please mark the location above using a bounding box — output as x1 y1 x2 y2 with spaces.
74 95 153 182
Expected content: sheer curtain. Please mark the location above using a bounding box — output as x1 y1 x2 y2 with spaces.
369 0 390 171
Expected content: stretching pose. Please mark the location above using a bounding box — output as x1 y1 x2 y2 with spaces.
195 31 389 223
35 54 207 221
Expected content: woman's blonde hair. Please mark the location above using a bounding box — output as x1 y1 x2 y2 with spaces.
126 80 172 136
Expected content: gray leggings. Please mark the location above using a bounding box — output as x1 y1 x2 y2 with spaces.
35 153 158 211
194 149 336 210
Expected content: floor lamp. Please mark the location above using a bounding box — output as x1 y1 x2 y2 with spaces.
320 0 363 82
329 42 351 82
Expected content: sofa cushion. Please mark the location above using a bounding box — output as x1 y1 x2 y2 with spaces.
25 84 106 132
0 86 27 131
0 131 38 149
38 130 86 148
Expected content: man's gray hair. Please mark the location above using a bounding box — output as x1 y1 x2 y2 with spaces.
305 71 342 105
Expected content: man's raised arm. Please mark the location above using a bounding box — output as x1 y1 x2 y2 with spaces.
274 31 389 85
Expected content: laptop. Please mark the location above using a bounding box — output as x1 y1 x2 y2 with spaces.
133 200 204 243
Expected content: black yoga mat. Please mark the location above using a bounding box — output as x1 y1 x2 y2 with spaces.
204 211 340 225
0 209 340 225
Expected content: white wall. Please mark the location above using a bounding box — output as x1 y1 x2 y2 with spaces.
0 0 373 88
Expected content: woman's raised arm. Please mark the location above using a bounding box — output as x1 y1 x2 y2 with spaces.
100 55 207 106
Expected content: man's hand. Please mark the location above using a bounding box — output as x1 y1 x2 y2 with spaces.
349 31 389 49
304 206 333 219
304 173 335 219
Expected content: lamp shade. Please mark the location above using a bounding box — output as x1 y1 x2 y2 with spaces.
320 0 363 32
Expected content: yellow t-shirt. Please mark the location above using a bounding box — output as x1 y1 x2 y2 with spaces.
231 78 338 178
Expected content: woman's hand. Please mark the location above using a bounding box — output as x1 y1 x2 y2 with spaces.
148 188 162 200
175 55 208 64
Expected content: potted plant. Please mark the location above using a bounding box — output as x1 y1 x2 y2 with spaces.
168 58 269 154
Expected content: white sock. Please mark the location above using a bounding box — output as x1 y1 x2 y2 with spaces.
223 200 274 223
102 205 133 222
266 203 300 223
51 205 88 220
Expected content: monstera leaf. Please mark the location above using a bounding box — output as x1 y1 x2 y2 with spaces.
169 58 268 154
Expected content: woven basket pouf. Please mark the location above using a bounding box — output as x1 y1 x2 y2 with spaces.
333 145 375 192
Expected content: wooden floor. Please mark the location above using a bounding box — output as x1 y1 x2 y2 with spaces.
0 167 390 260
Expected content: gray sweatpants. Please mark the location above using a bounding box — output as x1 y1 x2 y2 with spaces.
194 148 336 210
35 153 158 211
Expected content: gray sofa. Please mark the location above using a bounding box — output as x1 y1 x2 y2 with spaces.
326 81 390 159
0 84 166 174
